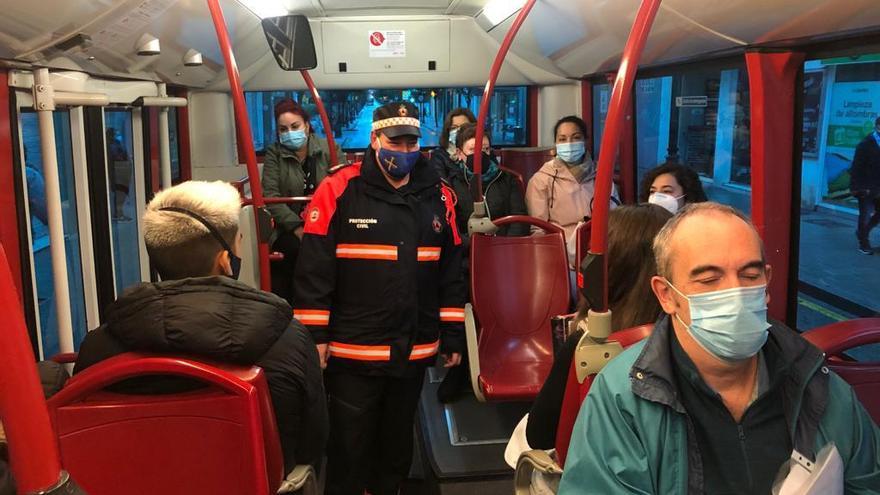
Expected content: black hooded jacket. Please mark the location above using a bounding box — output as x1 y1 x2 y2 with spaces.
74 276 328 472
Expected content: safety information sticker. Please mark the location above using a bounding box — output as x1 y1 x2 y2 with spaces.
368 30 406 58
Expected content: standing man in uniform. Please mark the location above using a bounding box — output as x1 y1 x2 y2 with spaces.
293 102 465 495
851 117 880 254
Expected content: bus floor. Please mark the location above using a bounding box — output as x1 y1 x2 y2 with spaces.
407 365 531 494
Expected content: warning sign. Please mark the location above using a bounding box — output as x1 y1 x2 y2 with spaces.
368 30 405 58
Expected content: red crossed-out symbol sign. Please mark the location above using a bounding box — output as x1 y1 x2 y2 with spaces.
370 31 385 46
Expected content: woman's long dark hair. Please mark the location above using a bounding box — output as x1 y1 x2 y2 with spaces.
638 161 708 203
439 108 476 149
574 204 672 332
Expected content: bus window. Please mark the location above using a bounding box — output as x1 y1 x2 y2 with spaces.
796 56 880 362
635 68 751 212
245 86 529 152
21 110 88 358
104 109 143 295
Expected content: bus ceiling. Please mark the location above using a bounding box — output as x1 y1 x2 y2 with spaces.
1 1 880 89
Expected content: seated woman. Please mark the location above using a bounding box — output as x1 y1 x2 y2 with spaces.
638 161 708 214
436 123 527 403
447 122 528 237
262 98 344 304
526 115 619 266
429 107 476 178
522 203 672 451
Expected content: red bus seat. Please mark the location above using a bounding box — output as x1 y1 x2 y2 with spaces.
803 318 880 423
555 324 653 466
574 221 592 289
46 352 314 495
465 216 570 402
499 148 554 186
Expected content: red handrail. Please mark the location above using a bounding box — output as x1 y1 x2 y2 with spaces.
0 244 64 492
300 69 340 167
472 0 537 202
491 215 563 235
207 0 271 291
588 0 662 311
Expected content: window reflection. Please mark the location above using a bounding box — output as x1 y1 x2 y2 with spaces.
21 111 87 357
105 109 142 295
246 86 529 152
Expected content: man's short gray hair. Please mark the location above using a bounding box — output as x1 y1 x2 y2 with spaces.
652 202 764 280
144 180 241 280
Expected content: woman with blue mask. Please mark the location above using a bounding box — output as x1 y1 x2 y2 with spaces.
262 98 344 304
428 107 476 179
526 115 619 267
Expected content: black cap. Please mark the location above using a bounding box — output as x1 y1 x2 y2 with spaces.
372 101 421 138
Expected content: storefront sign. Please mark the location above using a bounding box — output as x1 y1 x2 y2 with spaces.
824 81 880 195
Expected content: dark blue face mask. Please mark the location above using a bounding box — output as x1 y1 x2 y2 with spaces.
375 139 420 179
158 207 241 280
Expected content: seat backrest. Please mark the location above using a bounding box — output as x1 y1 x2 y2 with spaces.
554 324 654 466
470 216 570 387
499 147 554 186
46 353 283 495
803 318 880 424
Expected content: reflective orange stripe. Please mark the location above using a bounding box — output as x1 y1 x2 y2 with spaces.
439 307 465 322
417 247 441 262
336 244 398 261
409 340 440 360
328 341 391 361
293 309 330 326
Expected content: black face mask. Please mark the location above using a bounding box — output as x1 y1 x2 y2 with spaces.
158 207 241 280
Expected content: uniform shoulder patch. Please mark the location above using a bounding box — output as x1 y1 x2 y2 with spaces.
303 163 362 236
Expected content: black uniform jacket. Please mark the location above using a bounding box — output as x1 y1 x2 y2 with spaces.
293 150 466 376
73 276 328 472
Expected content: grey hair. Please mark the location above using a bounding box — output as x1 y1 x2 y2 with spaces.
143 180 241 280
652 202 765 280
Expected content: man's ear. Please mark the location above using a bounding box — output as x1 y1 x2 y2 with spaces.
214 249 231 277
370 131 380 150
651 275 678 315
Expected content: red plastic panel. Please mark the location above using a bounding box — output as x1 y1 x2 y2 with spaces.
554 323 653 466
803 318 880 423
499 148 554 186
470 231 570 401
575 221 592 287
47 353 282 494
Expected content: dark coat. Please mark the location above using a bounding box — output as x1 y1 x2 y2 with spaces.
851 133 880 192
74 276 328 472
442 160 529 238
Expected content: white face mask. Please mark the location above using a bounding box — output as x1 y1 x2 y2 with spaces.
648 192 685 214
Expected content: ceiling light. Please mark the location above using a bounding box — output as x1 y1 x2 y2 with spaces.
183 49 203 67
236 0 288 19
481 0 526 26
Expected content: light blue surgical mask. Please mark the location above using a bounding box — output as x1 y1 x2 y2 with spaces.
668 282 771 361
556 141 586 164
280 129 307 150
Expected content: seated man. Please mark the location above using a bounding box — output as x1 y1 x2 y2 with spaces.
560 202 879 494
74 180 327 472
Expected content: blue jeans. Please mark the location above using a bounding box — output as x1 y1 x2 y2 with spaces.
856 190 880 246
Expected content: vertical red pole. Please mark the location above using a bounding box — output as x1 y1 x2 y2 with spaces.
746 50 804 322
300 70 339 165
0 243 65 493
473 0 537 201
588 0 662 311
527 85 539 147
206 0 271 291
0 71 23 297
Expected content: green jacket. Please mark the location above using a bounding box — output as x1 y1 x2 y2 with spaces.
559 316 880 494
261 137 343 245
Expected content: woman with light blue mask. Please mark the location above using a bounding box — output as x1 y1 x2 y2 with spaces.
262 98 344 304
526 115 619 267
